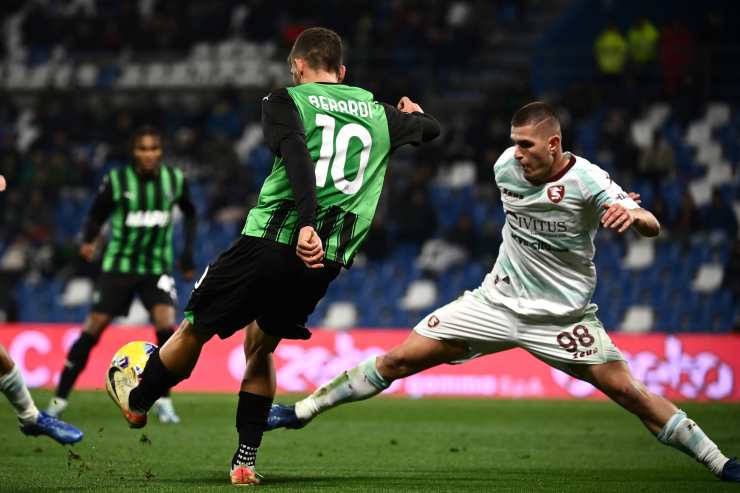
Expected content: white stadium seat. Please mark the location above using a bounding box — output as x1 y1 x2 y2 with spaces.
399 280 438 311
692 263 724 293
61 278 93 307
323 302 358 330
619 305 654 333
622 238 655 270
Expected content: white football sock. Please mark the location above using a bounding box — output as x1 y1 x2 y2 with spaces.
0 365 40 425
657 410 729 476
295 356 390 421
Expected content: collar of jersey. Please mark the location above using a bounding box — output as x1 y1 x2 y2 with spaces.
544 154 576 184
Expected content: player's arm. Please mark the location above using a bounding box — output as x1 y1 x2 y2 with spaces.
80 175 115 262
262 89 323 268
382 97 441 152
588 169 661 237
176 177 197 279
602 203 660 237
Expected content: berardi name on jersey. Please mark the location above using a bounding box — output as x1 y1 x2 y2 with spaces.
306 95 372 118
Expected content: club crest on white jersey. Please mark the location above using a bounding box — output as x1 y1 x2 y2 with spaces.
547 185 565 203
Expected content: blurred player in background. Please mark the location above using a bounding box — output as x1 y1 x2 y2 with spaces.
47 127 197 424
268 102 740 483
106 27 441 485
0 174 83 445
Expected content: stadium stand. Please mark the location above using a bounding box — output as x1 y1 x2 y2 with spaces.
0 0 738 333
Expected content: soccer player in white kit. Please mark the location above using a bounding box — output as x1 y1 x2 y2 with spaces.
267 102 739 482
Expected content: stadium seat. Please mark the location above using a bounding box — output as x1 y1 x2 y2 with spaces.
322 301 358 331
706 103 731 128
61 278 93 307
619 305 654 333
691 263 724 293
622 238 655 270
399 280 437 311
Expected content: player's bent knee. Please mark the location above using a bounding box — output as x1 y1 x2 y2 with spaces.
377 353 415 380
604 377 650 408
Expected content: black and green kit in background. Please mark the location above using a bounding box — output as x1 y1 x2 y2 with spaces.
83 164 196 275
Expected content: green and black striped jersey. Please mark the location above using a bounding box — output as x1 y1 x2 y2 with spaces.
82 164 197 275
244 83 441 267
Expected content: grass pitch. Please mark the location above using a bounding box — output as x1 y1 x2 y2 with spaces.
1 390 738 492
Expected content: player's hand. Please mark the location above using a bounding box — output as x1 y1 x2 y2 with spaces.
628 192 641 204
601 203 636 234
178 252 195 280
79 242 96 262
397 96 423 114
0 174 6 192
296 226 324 269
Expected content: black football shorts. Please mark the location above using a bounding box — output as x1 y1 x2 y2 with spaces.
91 272 176 317
184 235 340 340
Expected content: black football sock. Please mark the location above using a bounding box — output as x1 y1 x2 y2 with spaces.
155 328 175 397
232 392 273 469
128 349 183 413
56 332 97 399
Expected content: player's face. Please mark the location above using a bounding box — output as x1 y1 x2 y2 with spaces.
133 135 162 174
510 125 555 184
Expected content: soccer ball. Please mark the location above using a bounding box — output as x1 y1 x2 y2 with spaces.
109 341 158 380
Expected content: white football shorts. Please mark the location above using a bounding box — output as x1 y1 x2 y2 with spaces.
413 290 624 375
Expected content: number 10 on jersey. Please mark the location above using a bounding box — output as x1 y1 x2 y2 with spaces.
314 114 373 195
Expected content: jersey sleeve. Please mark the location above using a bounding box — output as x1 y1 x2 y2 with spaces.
381 103 441 151
262 88 305 155
581 165 639 217
81 173 115 242
261 88 317 228
493 146 516 172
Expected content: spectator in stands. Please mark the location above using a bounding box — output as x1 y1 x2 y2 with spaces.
637 132 675 188
445 213 477 257
697 10 725 100
394 186 437 245
594 22 628 104
627 17 660 96
628 18 659 65
659 20 696 95
362 216 392 261
594 22 627 75
704 188 739 241
672 191 702 246
600 108 639 176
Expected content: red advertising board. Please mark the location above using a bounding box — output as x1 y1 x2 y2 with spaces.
1 324 738 401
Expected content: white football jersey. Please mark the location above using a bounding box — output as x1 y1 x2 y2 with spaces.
477 146 639 319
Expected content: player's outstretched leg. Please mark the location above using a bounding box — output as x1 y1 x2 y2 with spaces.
572 361 737 482
151 327 180 424
267 332 467 430
0 345 83 445
48 313 111 417
108 320 209 428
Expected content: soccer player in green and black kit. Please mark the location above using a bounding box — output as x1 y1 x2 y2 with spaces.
48 126 197 424
106 27 441 485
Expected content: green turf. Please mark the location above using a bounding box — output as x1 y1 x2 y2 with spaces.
1 390 738 492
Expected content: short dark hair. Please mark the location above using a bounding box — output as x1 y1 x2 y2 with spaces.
511 101 559 128
130 125 161 149
288 27 343 75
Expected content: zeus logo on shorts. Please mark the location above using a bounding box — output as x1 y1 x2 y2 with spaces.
428 315 440 328
572 347 599 360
